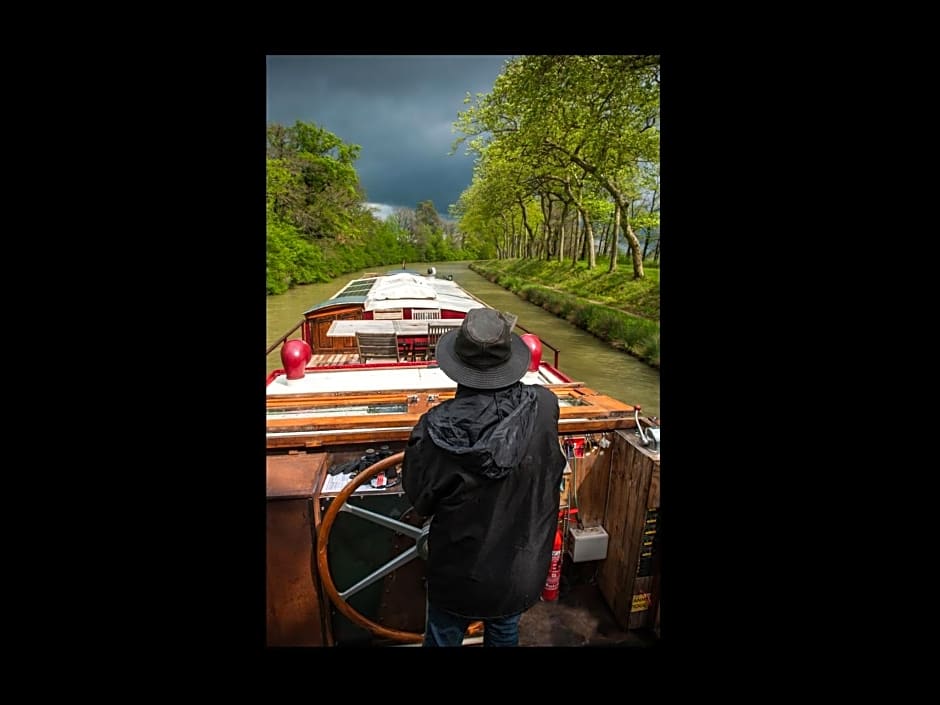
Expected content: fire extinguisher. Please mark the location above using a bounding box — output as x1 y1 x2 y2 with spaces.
542 508 577 602
541 525 564 601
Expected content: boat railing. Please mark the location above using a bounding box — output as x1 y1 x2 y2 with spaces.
267 316 562 369
515 322 561 369
266 318 305 357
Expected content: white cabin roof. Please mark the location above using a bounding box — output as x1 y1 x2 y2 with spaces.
363 274 486 314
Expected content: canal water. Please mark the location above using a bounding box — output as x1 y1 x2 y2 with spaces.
266 261 660 418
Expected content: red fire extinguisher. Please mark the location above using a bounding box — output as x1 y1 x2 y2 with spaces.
541 526 564 601
542 508 576 601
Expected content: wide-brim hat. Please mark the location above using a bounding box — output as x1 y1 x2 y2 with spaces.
435 308 531 389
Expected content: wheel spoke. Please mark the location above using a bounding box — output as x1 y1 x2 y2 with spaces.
338 545 419 601
339 502 423 538
317 451 432 643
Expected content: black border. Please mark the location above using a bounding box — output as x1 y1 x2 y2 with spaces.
106 48 808 658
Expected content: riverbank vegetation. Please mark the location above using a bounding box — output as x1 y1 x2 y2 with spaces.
470 259 659 368
268 55 659 299
266 122 479 294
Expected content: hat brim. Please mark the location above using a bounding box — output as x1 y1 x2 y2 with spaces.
434 327 532 389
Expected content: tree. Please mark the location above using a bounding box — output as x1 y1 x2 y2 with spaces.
453 55 659 279
267 120 392 290
266 121 367 241
415 200 443 233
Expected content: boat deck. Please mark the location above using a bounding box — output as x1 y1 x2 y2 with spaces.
391 570 659 647
267 272 660 649
307 352 361 367
519 580 659 647
267 360 572 396
274 352 427 369
388 569 659 647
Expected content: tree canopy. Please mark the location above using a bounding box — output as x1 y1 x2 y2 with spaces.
266 121 475 294
266 57 662 296
452 55 660 278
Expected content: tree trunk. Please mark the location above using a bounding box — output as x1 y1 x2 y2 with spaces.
582 209 596 269
508 215 514 259
602 210 615 256
608 202 619 273
558 200 569 264
606 190 645 279
560 178 595 270
540 194 554 261
573 209 581 263
518 199 535 259
624 218 645 279
540 141 650 278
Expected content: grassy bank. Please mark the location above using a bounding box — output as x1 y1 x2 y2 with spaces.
469 259 660 369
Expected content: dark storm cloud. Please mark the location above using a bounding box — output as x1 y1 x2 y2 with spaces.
266 55 512 216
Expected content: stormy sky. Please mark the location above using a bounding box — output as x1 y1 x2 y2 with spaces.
266 55 513 221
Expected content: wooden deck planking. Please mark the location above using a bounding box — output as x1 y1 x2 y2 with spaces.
306 353 360 367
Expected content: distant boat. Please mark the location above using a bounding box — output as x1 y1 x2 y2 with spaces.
267 269 574 394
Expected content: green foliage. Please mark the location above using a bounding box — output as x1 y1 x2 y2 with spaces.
637 332 660 369
266 115 543 296
421 230 446 262
415 200 443 232
452 55 660 277
362 218 408 266
319 241 369 278
267 120 451 292
266 210 329 294
266 217 295 295
267 121 365 241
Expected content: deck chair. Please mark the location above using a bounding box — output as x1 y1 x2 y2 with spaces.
356 332 402 363
424 325 451 361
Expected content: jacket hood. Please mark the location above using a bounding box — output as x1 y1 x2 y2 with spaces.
424 383 539 479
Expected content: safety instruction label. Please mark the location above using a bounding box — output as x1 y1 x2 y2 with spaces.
635 508 658 577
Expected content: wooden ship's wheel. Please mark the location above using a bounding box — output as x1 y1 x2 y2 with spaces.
316 451 483 644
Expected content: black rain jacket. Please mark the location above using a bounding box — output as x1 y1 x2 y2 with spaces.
403 382 566 619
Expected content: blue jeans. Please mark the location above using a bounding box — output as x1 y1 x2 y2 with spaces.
424 603 522 647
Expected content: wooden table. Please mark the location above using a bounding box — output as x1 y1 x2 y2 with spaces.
326 318 462 361
326 319 461 337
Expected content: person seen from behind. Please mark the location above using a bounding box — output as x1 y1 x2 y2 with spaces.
402 308 566 646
